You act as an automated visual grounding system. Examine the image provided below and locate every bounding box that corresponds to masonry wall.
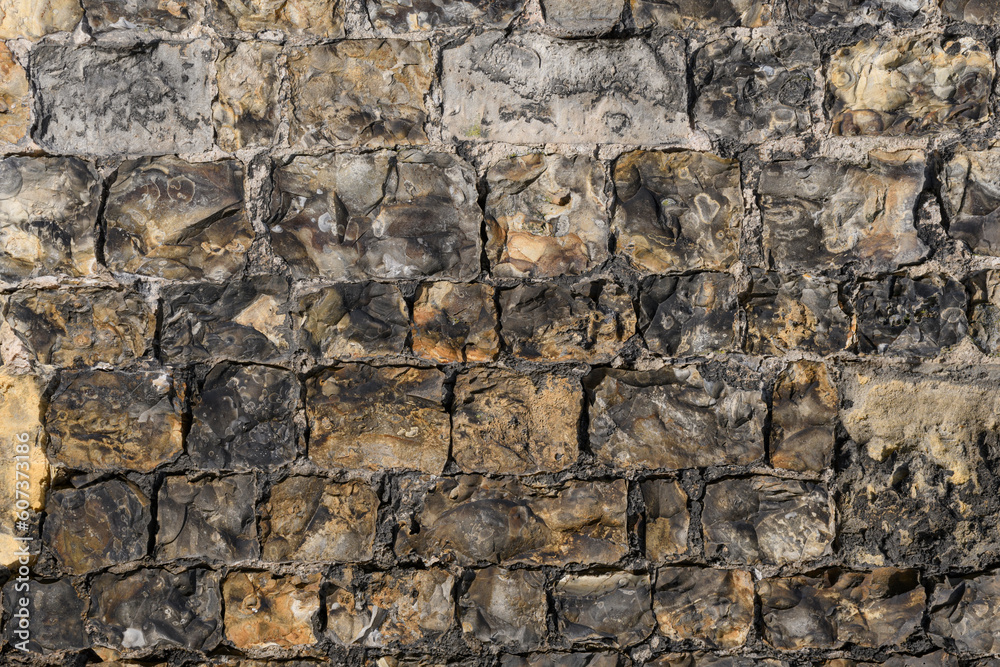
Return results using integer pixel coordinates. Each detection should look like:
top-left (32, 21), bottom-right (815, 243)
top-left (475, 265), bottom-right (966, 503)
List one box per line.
top-left (1, 0), bottom-right (1000, 666)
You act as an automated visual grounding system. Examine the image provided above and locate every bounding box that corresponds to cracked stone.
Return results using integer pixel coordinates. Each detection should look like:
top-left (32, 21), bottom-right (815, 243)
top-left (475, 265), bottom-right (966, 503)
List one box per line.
top-left (0, 44), bottom-right (29, 146)
top-left (2, 579), bottom-right (87, 653)
top-left (223, 571), bottom-right (321, 649)
top-left (215, 41), bottom-right (281, 151)
top-left (542, 0), bottom-right (622, 35)
top-left (368, 569), bottom-right (455, 646)
top-left (654, 567), bottom-right (755, 649)
top-left (209, 0), bottom-right (344, 36)
top-left (771, 361), bottom-right (838, 474)
top-left (639, 273), bottom-right (739, 356)
top-left (412, 282), bottom-right (498, 363)
top-left (631, 0), bottom-right (770, 27)
top-left (296, 283), bottom-right (408, 361)
top-left (650, 655), bottom-right (788, 667)
top-left (968, 270), bottom-right (1000, 353)
top-left (326, 571), bottom-right (369, 647)
top-left (0, 0), bottom-right (82, 38)
top-left (156, 475), bottom-right (259, 562)
top-left (502, 655), bottom-right (625, 667)
top-left (460, 566), bottom-right (547, 649)
top-left (555, 572), bottom-right (655, 647)
top-left (941, 149), bottom-right (1000, 256)
top-left (929, 572), bottom-right (1000, 656)
top-left (642, 479), bottom-right (690, 561)
top-left (743, 271), bottom-right (851, 355)
top-left (368, 0), bottom-right (525, 30)
top-left (83, 0), bottom-right (201, 30)
top-left (941, 0), bottom-right (1000, 22)
top-left (788, 0), bottom-right (925, 24)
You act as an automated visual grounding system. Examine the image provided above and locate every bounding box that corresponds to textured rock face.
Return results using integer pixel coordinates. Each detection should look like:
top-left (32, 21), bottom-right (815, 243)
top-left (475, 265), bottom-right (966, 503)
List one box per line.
top-left (0, 371), bottom-right (47, 567)
top-left (500, 281), bottom-right (635, 363)
top-left (368, 569), bottom-right (455, 645)
top-left (929, 572), bottom-right (1000, 656)
top-left (262, 477), bottom-right (378, 562)
top-left (0, 0), bottom-right (82, 38)
top-left (542, 0), bottom-right (623, 35)
top-left (639, 273), bottom-right (739, 356)
top-left (215, 42), bottom-right (280, 151)
top-left (771, 361), bottom-right (838, 473)
top-left (941, 150), bottom-right (1000, 256)
top-left (589, 367), bottom-right (766, 471)
top-left (940, 0), bottom-right (1000, 22)
top-left (46, 369), bottom-right (184, 472)
top-left (209, 0), bottom-right (344, 36)
top-left (654, 567), bottom-right (755, 648)
top-left (83, 0), bottom-right (200, 30)
top-left (503, 654), bottom-right (625, 667)
top-left (0, 45), bottom-right (29, 147)
top-left (223, 571), bottom-right (321, 649)
top-left (759, 152), bottom-right (927, 274)
top-left (442, 33), bottom-right (687, 143)
top-left (156, 475), bottom-right (259, 562)
top-left (369, 0), bottom-right (525, 30)
top-left (702, 477), bottom-right (834, 565)
top-left (89, 568), bottom-right (222, 651)
top-left (296, 283), bottom-right (408, 360)
top-left (271, 151), bottom-right (481, 281)
top-left (461, 567), bottom-right (547, 648)
top-left (613, 151), bottom-right (743, 274)
top-left (396, 475), bottom-right (628, 566)
top-left (0, 157), bottom-right (100, 282)
top-left (2, 579), bottom-right (87, 652)
top-left (486, 153), bottom-right (609, 278)
top-left (969, 270), bottom-right (1000, 353)
top-left (43, 480), bottom-right (149, 574)
top-left (555, 572), bottom-right (655, 647)
top-left (788, 0), bottom-right (923, 24)
top-left (452, 368), bottom-right (581, 474)
top-left (631, 0), bottom-right (770, 27)
top-left (33, 42), bottom-right (213, 155)
top-left (307, 364), bottom-right (449, 473)
top-left (760, 569), bottom-right (925, 649)
top-left (288, 41), bottom-right (431, 148)
top-left (744, 272), bottom-right (851, 355)
top-left (828, 36), bottom-right (994, 135)
top-left (412, 281), bottom-right (498, 363)
top-left (642, 479), bottom-right (690, 561)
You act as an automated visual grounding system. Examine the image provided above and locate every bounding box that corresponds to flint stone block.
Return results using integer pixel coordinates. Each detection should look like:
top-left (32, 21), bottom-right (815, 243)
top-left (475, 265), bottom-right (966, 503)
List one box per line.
top-left (452, 368), bottom-right (581, 475)
top-left (703, 477), bottom-right (834, 565)
top-left (83, 0), bottom-right (201, 30)
top-left (188, 364), bottom-right (298, 470)
top-left (941, 0), bottom-right (1000, 22)
top-left (209, 0), bottom-right (344, 36)
top-left (942, 150), bottom-right (1000, 256)
top-left (829, 36), bottom-right (994, 135)
top-left (589, 366), bottom-right (766, 471)
top-left (929, 572), bottom-right (1000, 656)
top-left (2, 579), bottom-right (87, 653)
top-left (771, 361), bottom-right (837, 473)
top-left (33, 41), bottom-right (213, 156)
top-left (555, 572), bottom-right (655, 647)
top-left (156, 475), bottom-right (259, 562)
top-left (642, 479), bottom-right (690, 561)
top-left (542, 0), bottom-right (622, 35)
top-left (0, 0), bottom-right (82, 38)
top-left (368, 0), bottom-right (525, 30)
top-left (639, 273), bottom-right (739, 356)
top-left (650, 654), bottom-right (785, 667)
top-left (789, 0), bottom-right (924, 24)
top-left (442, 32), bottom-right (687, 144)
top-left (461, 566), bottom-right (547, 648)
top-left (760, 568), bottom-right (925, 650)
top-left (215, 41), bottom-right (281, 151)
top-left (396, 475), bottom-right (628, 566)
top-left (89, 568), bottom-right (222, 651)
top-left (0, 44), bottom-right (30, 146)
top-left (368, 569), bottom-right (455, 645)
top-left (968, 270), bottom-right (1000, 353)
top-left (0, 157), bottom-right (100, 282)
top-left (412, 282), bottom-right (499, 363)
top-left (307, 364), bottom-right (449, 474)
top-left (631, 0), bottom-right (770, 28)
top-left (105, 157), bottom-right (250, 280)
top-left (271, 151), bottom-right (481, 281)
top-left (499, 281), bottom-right (635, 364)
top-left (654, 567), bottom-right (755, 648)
top-left (502, 655), bottom-right (625, 667)
top-left (760, 152), bottom-right (927, 273)
top-left (613, 151), bottom-right (743, 273)
top-left (223, 571), bottom-right (321, 649)
top-left (4, 288), bottom-right (154, 366)
top-left (743, 271), bottom-right (851, 355)
top-left (46, 369), bottom-right (184, 473)
top-left (296, 283), bottom-right (408, 360)
top-left (326, 572), bottom-right (369, 647)
top-left (43, 479), bottom-right (149, 574)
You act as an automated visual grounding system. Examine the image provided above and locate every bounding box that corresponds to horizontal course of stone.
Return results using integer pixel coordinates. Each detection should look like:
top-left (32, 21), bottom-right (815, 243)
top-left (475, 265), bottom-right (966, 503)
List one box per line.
top-left (2, 0), bottom-right (1000, 666)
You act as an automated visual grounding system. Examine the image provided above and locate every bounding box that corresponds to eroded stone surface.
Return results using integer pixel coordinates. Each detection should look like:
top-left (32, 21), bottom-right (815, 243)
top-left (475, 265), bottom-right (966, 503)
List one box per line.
top-left (759, 152), bottom-right (927, 273)
top-left (368, 569), bottom-right (455, 646)
top-left (760, 568), bottom-right (925, 650)
top-left (642, 479), bottom-right (689, 561)
top-left (83, 0), bottom-right (200, 30)
top-left (828, 36), bottom-right (994, 135)
top-left (0, 0), bottom-right (82, 38)
top-left (262, 477), bottom-right (378, 563)
top-left (461, 566), bottom-right (547, 649)
top-left (443, 32), bottom-right (687, 143)
top-left (500, 281), bottom-right (635, 363)
top-left (369, 0), bottom-right (525, 30)
top-left (788, 0), bottom-right (924, 24)
top-left (631, 0), bottom-right (770, 27)
top-left (640, 273), bottom-right (739, 356)
top-left (929, 572), bottom-right (1000, 656)
top-left (555, 572), bottom-right (654, 647)
top-left (503, 655), bottom-right (625, 667)
top-left (649, 655), bottom-right (786, 667)
top-left (589, 366), bottom-right (766, 471)
top-left (654, 567), bottom-right (755, 648)
top-left (210, 0), bottom-right (344, 36)
top-left (215, 41), bottom-right (280, 151)
top-left (941, 0), bottom-right (1000, 22)
top-left (46, 369), bottom-right (183, 473)
top-left (614, 151), bottom-right (743, 273)
top-left (156, 475), bottom-right (259, 562)
top-left (486, 153), bottom-right (608, 278)
top-left (941, 150), bottom-right (1000, 256)
top-left (296, 283), bottom-right (408, 360)
top-left (396, 475), bottom-right (628, 566)
top-left (412, 282), bottom-right (498, 363)
top-left (43, 479), bottom-right (149, 574)
top-left (0, 44), bottom-right (29, 146)
top-left (452, 368), bottom-right (581, 475)
top-left (271, 151), bottom-right (481, 281)
top-left (542, 0), bottom-right (622, 35)
top-left (771, 361), bottom-right (837, 473)
top-left (2, 579), bottom-right (87, 653)
top-left (4, 288), bottom-right (154, 366)
top-left (89, 568), bottom-right (222, 651)
top-left (968, 270), bottom-right (1000, 353)
top-left (34, 41), bottom-right (213, 155)
top-left (224, 571), bottom-right (321, 649)
top-left (0, 371), bottom-right (47, 567)
top-left (307, 364), bottom-right (449, 473)
top-left (703, 477), bottom-right (834, 565)
top-left (744, 271), bottom-right (851, 355)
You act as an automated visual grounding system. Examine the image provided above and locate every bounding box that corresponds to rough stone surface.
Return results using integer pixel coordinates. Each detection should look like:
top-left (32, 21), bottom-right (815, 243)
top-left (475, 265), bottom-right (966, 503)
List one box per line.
top-left (631, 0), bottom-right (770, 28)
top-left (554, 572), bottom-right (655, 647)
top-left (788, 0), bottom-right (923, 24)
top-left (296, 283), bottom-right (408, 360)
top-left (223, 571), bottom-right (322, 649)
top-left (460, 566), bottom-right (547, 649)
top-left (940, 0), bottom-right (1000, 22)
top-left (2, 579), bottom-right (87, 653)
top-left (156, 475), bottom-right (259, 562)
top-left (770, 361), bottom-right (838, 473)
top-left (209, 0), bottom-right (344, 36)
top-left (642, 479), bottom-right (690, 561)
top-left (369, 0), bottom-right (525, 30)
top-left (654, 567), bottom-right (755, 648)
top-left (744, 271), bottom-right (851, 355)
top-left (503, 655), bottom-right (625, 667)
top-left (412, 281), bottom-right (498, 363)
top-left (368, 569), bottom-right (455, 646)
top-left (941, 150), bottom-right (1000, 257)
top-left (968, 270), bottom-right (1000, 353)
top-left (542, 0), bottom-right (622, 35)
top-left (639, 273), bottom-right (739, 356)
top-left (929, 572), bottom-right (1000, 656)
top-left (215, 41), bottom-right (280, 151)
top-left (0, 44), bottom-right (30, 147)
top-left (0, 0), bottom-right (82, 38)
top-left (83, 0), bottom-right (200, 30)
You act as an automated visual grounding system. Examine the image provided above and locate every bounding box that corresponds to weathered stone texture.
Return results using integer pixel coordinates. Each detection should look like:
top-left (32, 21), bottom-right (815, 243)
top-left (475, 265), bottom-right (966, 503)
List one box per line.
top-left (760, 152), bottom-right (927, 273)
top-left (271, 151), bottom-right (481, 281)
top-left (396, 475), bottom-right (628, 566)
top-left (941, 0), bottom-right (1000, 22)
top-left (771, 361), bottom-right (837, 473)
top-left (654, 567), bottom-right (755, 648)
top-left (0, 44), bottom-right (29, 146)
top-left (215, 41), bottom-right (280, 151)
top-left (296, 283), bottom-right (408, 360)
top-left (223, 571), bottom-right (321, 649)
top-left (156, 475), bottom-right (259, 562)
top-left (368, 569), bottom-right (456, 645)
top-left (589, 367), bottom-right (766, 471)
top-left (614, 151), bottom-right (743, 274)
top-left (639, 273), bottom-right (739, 356)
top-left (642, 479), bottom-right (690, 561)
top-left (307, 364), bottom-right (449, 473)
top-left (929, 572), bottom-right (1000, 656)
top-left (788, 0), bottom-right (924, 24)
top-left (631, 0), bottom-right (770, 28)
top-left (555, 572), bottom-right (655, 647)
top-left (369, 0), bottom-right (525, 30)
top-left (542, 0), bottom-right (622, 35)
top-left (452, 368), bottom-right (581, 474)
top-left (412, 282), bottom-right (498, 363)
top-left (744, 272), bottom-right (851, 355)
top-left (0, 0), bottom-right (82, 38)
top-left (941, 150), bottom-right (1000, 257)
top-left (2, 579), bottom-right (88, 653)
top-left (461, 566), bottom-right (547, 648)
top-left (34, 41), bottom-right (213, 155)
top-left (442, 32), bottom-right (687, 143)
top-left (968, 270), bottom-right (1000, 353)
top-left (83, 0), bottom-right (200, 30)
top-left (503, 654), bottom-right (625, 667)
top-left (828, 36), bottom-right (994, 135)
top-left (210, 0), bottom-right (344, 36)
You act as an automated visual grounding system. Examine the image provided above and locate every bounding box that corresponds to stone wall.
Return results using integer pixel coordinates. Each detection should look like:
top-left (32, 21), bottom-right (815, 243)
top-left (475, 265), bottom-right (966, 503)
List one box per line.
top-left (1, 0), bottom-right (1000, 666)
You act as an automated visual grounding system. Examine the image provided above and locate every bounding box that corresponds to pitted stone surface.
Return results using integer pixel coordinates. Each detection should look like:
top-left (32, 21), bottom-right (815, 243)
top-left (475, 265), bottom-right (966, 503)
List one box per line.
top-left (771, 361), bottom-right (838, 473)
top-left (215, 41), bottom-right (281, 151)
top-left (0, 0), bottom-right (82, 38)
top-left (209, 0), bottom-right (345, 36)
top-left (744, 271), bottom-right (851, 355)
top-left (0, 45), bottom-right (29, 147)
top-left (788, 0), bottom-right (925, 24)
top-left (368, 0), bottom-right (525, 30)
top-left (223, 571), bottom-right (322, 649)
top-left (83, 0), bottom-right (201, 30)
top-left (631, 0), bottom-right (770, 27)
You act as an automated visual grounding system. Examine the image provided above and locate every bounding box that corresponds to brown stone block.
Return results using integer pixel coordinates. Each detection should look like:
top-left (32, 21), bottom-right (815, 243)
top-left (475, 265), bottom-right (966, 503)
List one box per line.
top-left (639, 273), bottom-right (739, 356)
top-left (654, 567), bottom-right (755, 649)
top-left (555, 572), bottom-right (654, 647)
top-left (0, 0), bottom-right (82, 38)
top-left (396, 475), bottom-right (628, 566)
top-left (589, 366), bottom-right (765, 471)
top-left (156, 475), bottom-right (259, 562)
top-left (499, 281), bottom-right (635, 364)
top-left (326, 572), bottom-right (369, 647)
top-left (0, 44), bottom-right (29, 146)
top-left (412, 282), bottom-right (498, 363)
top-left (215, 41), bottom-right (281, 151)
top-left (296, 283), bottom-right (408, 360)
top-left (47, 369), bottom-right (184, 473)
top-left (649, 654), bottom-right (787, 667)
top-left (771, 361), bottom-right (837, 473)
top-left (369, 569), bottom-right (455, 645)
top-left (941, 149), bottom-right (1000, 256)
top-left (613, 151), bottom-right (742, 273)
top-left (83, 0), bottom-right (201, 30)
top-left (930, 572), bottom-right (1000, 656)
top-left (743, 271), bottom-right (851, 355)
top-left (453, 368), bottom-right (581, 475)
top-left (631, 0), bottom-right (770, 27)
top-left (369, 0), bottom-right (525, 30)
top-left (502, 654), bottom-right (626, 667)
top-left (2, 579), bottom-right (87, 652)
top-left (307, 364), bottom-right (449, 474)
top-left (461, 566), bottom-right (547, 649)
top-left (641, 479), bottom-right (689, 561)
top-left (485, 153), bottom-right (609, 278)
top-left (209, 0), bottom-right (344, 36)
top-left (224, 571), bottom-right (321, 649)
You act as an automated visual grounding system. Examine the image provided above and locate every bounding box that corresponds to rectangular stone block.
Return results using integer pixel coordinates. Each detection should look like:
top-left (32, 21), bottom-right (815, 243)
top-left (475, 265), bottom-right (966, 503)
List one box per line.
top-left (214, 41), bottom-right (280, 151)
top-left (442, 32), bottom-right (687, 144)
top-left (555, 572), bottom-right (654, 647)
top-left (209, 0), bottom-right (344, 36)
top-left (369, 0), bottom-right (524, 30)
top-left (461, 567), bottom-right (547, 649)
top-left (631, 0), bottom-right (770, 28)
top-left (296, 283), bottom-right (408, 361)
top-left (941, 0), bottom-right (1000, 22)
top-left (396, 475), bottom-right (628, 566)
top-left (642, 479), bottom-right (690, 561)
top-left (368, 569), bottom-right (455, 646)
top-left (759, 151), bottom-right (927, 274)
top-left (412, 282), bottom-right (498, 363)
top-left (0, 45), bottom-right (30, 147)
top-left (542, 0), bottom-right (622, 35)
top-left (788, 0), bottom-right (925, 24)
top-left (968, 269), bottom-right (1000, 353)
top-left (270, 151), bottom-right (481, 281)
top-left (743, 271), bottom-right (851, 355)
top-left (503, 654), bottom-right (625, 667)
top-left (223, 571), bottom-right (321, 650)
top-left (654, 567), bottom-right (755, 649)
top-left (941, 150), bottom-right (1000, 257)
top-left (307, 364), bottom-right (449, 474)
top-left (929, 572), bottom-right (1000, 656)
top-left (0, 0), bottom-right (82, 38)
top-left (639, 273), bottom-right (739, 356)
top-left (588, 366), bottom-right (766, 471)
top-left (2, 579), bottom-right (87, 653)
top-left (771, 361), bottom-right (837, 473)
top-left (83, 0), bottom-right (202, 31)
top-left (156, 475), bottom-right (259, 562)
top-left (33, 41), bottom-right (213, 156)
